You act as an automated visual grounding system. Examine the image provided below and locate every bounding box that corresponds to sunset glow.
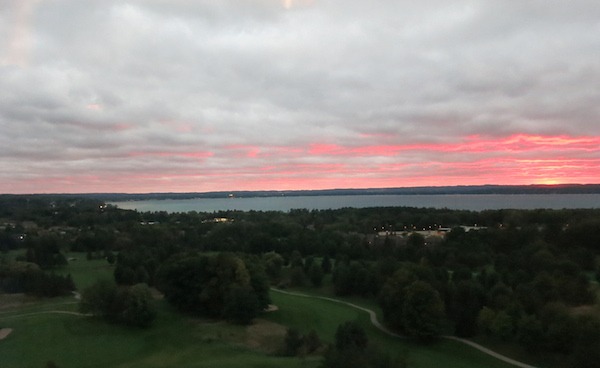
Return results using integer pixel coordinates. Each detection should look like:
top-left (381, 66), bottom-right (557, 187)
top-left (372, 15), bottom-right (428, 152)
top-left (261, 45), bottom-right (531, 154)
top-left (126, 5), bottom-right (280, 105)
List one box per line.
top-left (1, 132), bottom-right (598, 194)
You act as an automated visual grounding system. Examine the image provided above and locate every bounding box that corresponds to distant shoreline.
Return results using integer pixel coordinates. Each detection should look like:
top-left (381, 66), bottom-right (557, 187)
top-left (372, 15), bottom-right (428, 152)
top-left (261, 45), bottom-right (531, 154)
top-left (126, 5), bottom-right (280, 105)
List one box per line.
top-left (109, 193), bottom-right (600, 212)
top-left (2, 184), bottom-right (600, 202)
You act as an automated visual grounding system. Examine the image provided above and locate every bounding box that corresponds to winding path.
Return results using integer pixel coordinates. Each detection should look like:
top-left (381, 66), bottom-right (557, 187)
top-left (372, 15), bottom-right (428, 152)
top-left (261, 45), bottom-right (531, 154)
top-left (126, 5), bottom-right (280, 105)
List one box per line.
top-left (271, 288), bottom-right (537, 368)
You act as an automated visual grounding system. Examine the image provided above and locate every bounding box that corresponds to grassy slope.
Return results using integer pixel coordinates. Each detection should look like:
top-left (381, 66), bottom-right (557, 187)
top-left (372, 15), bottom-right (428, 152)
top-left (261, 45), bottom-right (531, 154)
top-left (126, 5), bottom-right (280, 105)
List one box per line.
top-left (266, 291), bottom-right (519, 368)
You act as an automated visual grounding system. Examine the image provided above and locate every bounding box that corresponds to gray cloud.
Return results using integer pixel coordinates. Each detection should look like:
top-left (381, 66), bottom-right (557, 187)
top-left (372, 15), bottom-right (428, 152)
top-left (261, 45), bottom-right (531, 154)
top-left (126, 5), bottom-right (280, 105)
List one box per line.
top-left (1, 0), bottom-right (599, 192)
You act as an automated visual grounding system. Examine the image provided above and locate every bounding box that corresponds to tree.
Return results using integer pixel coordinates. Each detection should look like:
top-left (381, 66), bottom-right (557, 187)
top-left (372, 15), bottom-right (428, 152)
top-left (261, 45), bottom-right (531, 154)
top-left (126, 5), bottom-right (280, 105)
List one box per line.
top-left (118, 283), bottom-right (156, 327)
top-left (321, 348), bottom-right (369, 368)
top-left (402, 281), bottom-right (445, 341)
top-left (223, 286), bottom-right (259, 325)
top-left (516, 314), bottom-right (544, 352)
top-left (290, 250), bottom-right (304, 268)
top-left (379, 269), bottom-right (416, 331)
top-left (477, 306), bottom-right (496, 335)
top-left (541, 303), bottom-right (577, 353)
top-left (451, 280), bottom-right (484, 337)
top-left (304, 329), bottom-right (322, 353)
top-left (308, 263), bottom-right (324, 287)
top-left (572, 315), bottom-right (600, 368)
top-left (332, 262), bottom-right (353, 295)
top-left (80, 280), bottom-right (156, 327)
top-left (80, 279), bottom-right (118, 318)
top-left (157, 253), bottom-right (265, 322)
top-left (283, 328), bottom-right (304, 356)
top-left (321, 255), bottom-right (332, 274)
top-left (322, 321), bottom-right (406, 368)
top-left (334, 321), bottom-right (368, 351)
top-left (23, 235), bottom-right (67, 269)
top-left (289, 266), bottom-right (307, 287)
top-left (490, 310), bottom-right (514, 341)
top-left (243, 255), bottom-right (271, 310)
top-left (263, 251), bottom-right (284, 282)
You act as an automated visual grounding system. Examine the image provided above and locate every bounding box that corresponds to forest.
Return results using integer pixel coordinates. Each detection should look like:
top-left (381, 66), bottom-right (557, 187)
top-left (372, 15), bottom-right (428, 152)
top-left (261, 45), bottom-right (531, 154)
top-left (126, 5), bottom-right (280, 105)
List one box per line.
top-left (1, 194), bottom-right (600, 368)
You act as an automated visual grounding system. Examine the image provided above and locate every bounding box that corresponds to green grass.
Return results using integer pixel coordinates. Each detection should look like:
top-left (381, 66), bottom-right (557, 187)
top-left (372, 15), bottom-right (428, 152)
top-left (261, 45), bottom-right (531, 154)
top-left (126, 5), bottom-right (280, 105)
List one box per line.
top-left (0, 301), bottom-right (319, 368)
top-left (0, 254), bottom-right (539, 368)
top-left (267, 290), bottom-right (520, 368)
top-left (0, 253), bottom-right (319, 368)
top-left (61, 254), bottom-right (115, 290)
top-left (267, 291), bottom-right (364, 342)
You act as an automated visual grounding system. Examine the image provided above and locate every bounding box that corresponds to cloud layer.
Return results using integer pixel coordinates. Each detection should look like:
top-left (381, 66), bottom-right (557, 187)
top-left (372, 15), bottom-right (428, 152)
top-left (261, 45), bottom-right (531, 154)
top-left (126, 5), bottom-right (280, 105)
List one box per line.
top-left (1, 0), bottom-right (599, 193)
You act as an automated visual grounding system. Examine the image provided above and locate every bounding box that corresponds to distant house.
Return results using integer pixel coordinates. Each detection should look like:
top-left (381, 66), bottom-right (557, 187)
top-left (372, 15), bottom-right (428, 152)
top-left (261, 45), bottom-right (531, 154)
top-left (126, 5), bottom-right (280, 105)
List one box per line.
top-left (201, 217), bottom-right (233, 224)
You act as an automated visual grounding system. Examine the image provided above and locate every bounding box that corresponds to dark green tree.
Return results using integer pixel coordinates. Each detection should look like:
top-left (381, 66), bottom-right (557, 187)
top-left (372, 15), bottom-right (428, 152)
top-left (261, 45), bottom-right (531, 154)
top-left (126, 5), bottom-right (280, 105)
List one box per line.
top-left (402, 281), bottom-right (445, 341)
top-left (379, 269), bottom-right (416, 331)
top-left (80, 280), bottom-right (156, 327)
top-left (321, 255), bottom-right (332, 274)
top-left (451, 280), bottom-right (485, 337)
top-left (157, 253), bottom-right (265, 321)
top-left (263, 251), bottom-right (284, 282)
top-left (79, 279), bottom-right (118, 318)
top-left (334, 321), bottom-right (368, 351)
top-left (283, 328), bottom-right (304, 356)
top-left (516, 314), bottom-right (544, 352)
top-left (308, 262), bottom-right (324, 287)
top-left (289, 266), bottom-right (307, 287)
top-left (118, 283), bottom-right (156, 327)
top-left (223, 286), bottom-right (259, 325)
top-left (304, 329), bottom-right (322, 353)
top-left (322, 321), bottom-right (406, 368)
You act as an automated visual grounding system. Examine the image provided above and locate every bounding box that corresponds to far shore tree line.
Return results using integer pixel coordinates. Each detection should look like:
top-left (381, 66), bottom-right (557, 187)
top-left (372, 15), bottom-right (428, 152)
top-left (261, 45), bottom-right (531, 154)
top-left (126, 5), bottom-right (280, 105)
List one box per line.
top-left (2, 195), bottom-right (600, 367)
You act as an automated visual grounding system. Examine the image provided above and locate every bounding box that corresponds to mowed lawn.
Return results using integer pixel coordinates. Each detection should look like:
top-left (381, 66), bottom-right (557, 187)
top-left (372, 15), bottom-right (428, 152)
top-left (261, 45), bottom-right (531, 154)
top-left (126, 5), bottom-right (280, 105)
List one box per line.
top-left (2, 254), bottom-right (521, 368)
top-left (0, 254), bottom-right (319, 368)
top-left (267, 291), bottom-right (520, 368)
top-left (0, 301), bottom-right (319, 368)
top-left (61, 254), bottom-right (115, 290)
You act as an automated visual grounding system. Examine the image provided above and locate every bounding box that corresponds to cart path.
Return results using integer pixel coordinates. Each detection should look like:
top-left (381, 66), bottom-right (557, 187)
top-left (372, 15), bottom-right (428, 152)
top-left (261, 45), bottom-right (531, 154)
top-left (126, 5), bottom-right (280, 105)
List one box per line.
top-left (271, 288), bottom-right (537, 368)
top-left (0, 310), bottom-right (91, 322)
top-left (0, 301), bottom-right (79, 315)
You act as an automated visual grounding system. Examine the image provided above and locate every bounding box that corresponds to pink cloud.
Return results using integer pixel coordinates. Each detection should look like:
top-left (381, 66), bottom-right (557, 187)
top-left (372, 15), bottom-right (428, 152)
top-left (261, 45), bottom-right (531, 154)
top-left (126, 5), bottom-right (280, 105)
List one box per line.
top-left (3, 133), bottom-right (599, 193)
top-left (307, 134), bottom-right (600, 158)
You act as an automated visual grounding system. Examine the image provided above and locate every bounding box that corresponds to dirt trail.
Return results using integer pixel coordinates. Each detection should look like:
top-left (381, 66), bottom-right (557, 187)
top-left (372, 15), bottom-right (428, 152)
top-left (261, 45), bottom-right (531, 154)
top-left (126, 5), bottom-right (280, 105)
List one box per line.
top-left (271, 288), bottom-right (537, 368)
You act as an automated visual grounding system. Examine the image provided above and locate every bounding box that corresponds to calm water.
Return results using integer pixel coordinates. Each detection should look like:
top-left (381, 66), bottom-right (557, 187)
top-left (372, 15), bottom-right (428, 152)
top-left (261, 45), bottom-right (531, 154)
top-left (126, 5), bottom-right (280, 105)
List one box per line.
top-left (110, 194), bottom-right (600, 213)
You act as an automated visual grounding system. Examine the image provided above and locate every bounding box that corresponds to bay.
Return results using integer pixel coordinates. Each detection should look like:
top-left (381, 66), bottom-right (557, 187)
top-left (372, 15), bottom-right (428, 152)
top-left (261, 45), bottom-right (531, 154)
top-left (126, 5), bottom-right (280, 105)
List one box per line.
top-left (110, 194), bottom-right (600, 213)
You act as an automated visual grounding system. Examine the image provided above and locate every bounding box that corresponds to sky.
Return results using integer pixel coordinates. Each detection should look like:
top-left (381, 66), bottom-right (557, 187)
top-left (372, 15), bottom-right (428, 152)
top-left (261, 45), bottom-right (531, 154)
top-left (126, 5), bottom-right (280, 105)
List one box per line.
top-left (1, 0), bottom-right (599, 194)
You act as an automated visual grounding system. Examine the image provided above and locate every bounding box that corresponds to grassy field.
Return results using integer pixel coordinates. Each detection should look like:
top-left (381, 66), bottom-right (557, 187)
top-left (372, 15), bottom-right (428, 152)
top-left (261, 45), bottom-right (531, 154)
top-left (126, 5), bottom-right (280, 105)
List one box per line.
top-left (0, 301), bottom-right (319, 368)
top-left (1, 253), bottom-right (318, 368)
top-left (266, 291), bottom-right (520, 368)
top-left (61, 254), bottom-right (115, 290)
top-left (0, 253), bottom-right (537, 368)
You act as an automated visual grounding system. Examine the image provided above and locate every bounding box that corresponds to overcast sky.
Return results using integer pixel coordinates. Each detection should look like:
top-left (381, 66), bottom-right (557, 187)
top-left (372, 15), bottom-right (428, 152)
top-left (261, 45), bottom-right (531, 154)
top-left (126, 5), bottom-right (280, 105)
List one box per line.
top-left (1, 0), bottom-right (599, 193)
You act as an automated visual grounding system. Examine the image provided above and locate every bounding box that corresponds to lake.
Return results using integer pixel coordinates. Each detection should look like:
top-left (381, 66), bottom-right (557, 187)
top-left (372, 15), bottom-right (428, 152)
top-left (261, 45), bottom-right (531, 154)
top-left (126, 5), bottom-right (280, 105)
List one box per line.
top-left (110, 194), bottom-right (600, 213)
